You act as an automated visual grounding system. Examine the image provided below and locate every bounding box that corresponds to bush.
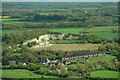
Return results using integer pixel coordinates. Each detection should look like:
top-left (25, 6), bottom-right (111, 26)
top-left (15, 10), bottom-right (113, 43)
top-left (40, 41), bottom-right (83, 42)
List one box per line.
top-left (36, 67), bottom-right (46, 75)
top-left (10, 64), bottom-right (18, 69)
top-left (17, 62), bottom-right (27, 69)
top-left (27, 63), bottom-right (41, 71)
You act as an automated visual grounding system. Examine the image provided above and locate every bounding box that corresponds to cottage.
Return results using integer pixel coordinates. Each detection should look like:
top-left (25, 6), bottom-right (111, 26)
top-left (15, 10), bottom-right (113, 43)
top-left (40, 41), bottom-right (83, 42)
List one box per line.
top-left (23, 62), bottom-right (27, 66)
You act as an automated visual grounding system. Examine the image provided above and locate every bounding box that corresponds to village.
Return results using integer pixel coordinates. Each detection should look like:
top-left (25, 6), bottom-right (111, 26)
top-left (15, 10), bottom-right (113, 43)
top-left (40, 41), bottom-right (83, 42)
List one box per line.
top-left (42, 52), bottom-right (106, 66)
top-left (8, 52), bottom-right (106, 67)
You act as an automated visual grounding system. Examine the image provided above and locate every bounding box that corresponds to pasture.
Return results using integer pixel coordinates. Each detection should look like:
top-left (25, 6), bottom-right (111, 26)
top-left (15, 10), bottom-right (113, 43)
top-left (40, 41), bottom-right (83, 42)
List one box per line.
top-left (50, 26), bottom-right (118, 39)
top-left (32, 44), bottom-right (101, 51)
top-left (2, 28), bottom-right (35, 34)
top-left (90, 32), bottom-right (118, 39)
top-left (2, 26), bottom-right (118, 39)
top-left (50, 26), bottom-right (118, 34)
top-left (70, 55), bottom-right (116, 63)
top-left (90, 70), bottom-right (119, 78)
top-left (0, 69), bottom-right (57, 78)
top-left (87, 55), bottom-right (116, 61)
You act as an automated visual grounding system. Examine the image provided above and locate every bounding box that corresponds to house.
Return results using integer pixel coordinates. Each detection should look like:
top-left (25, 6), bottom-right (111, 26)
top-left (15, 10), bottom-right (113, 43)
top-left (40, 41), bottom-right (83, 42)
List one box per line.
top-left (23, 62), bottom-right (27, 66)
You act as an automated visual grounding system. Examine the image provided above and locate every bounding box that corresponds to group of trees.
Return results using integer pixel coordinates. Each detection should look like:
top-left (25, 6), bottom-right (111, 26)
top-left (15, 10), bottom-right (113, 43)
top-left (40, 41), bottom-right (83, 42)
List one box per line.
top-left (67, 60), bottom-right (119, 77)
top-left (98, 42), bottom-right (120, 57)
top-left (2, 29), bottom-right (49, 45)
top-left (33, 14), bottom-right (67, 21)
top-left (2, 21), bottom-right (85, 29)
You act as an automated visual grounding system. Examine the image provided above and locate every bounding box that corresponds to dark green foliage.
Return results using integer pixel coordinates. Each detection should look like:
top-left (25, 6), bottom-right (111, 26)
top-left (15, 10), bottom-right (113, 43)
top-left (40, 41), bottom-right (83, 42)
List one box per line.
top-left (27, 63), bottom-right (41, 71)
top-left (33, 14), bottom-right (67, 21)
top-left (2, 29), bottom-right (49, 44)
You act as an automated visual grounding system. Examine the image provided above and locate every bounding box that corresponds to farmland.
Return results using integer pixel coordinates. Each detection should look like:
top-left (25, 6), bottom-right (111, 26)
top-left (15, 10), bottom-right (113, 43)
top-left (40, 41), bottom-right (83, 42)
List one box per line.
top-left (70, 55), bottom-right (116, 63)
top-left (2, 28), bottom-right (33, 34)
top-left (50, 26), bottom-right (118, 34)
top-left (31, 44), bottom-right (101, 51)
top-left (87, 55), bottom-right (116, 61)
top-left (90, 70), bottom-right (119, 78)
top-left (2, 26), bottom-right (118, 40)
top-left (50, 26), bottom-right (118, 39)
top-left (0, 69), bottom-right (57, 78)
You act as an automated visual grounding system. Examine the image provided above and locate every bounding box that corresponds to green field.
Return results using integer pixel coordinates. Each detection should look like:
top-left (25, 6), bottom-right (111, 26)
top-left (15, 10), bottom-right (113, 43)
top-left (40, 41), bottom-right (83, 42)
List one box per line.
top-left (2, 28), bottom-right (35, 34)
top-left (0, 69), bottom-right (57, 78)
top-left (90, 70), bottom-right (119, 78)
top-left (50, 26), bottom-right (118, 39)
top-left (32, 44), bottom-right (101, 51)
top-left (2, 26), bottom-right (118, 39)
top-left (90, 32), bottom-right (118, 39)
top-left (87, 55), bottom-right (116, 61)
top-left (70, 55), bottom-right (116, 63)
top-left (50, 28), bottom-right (83, 34)
top-left (50, 26), bottom-right (118, 34)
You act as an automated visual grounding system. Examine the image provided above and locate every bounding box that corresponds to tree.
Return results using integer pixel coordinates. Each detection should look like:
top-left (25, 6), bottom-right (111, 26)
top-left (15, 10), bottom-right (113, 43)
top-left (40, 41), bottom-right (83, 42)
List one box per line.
top-left (27, 63), bottom-right (41, 71)
top-left (22, 52), bottom-right (37, 63)
top-left (37, 66), bottom-right (46, 75)
top-left (77, 63), bottom-right (87, 72)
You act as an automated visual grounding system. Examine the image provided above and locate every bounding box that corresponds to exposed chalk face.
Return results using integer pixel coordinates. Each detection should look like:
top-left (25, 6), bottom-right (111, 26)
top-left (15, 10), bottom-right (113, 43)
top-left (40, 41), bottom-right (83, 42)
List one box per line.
top-left (22, 34), bottom-right (66, 47)
top-left (23, 34), bottom-right (50, 47)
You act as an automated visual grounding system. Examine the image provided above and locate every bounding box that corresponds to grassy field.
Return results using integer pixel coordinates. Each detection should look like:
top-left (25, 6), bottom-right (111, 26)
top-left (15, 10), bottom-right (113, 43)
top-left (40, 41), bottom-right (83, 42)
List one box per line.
top-left (2, 26), bottom-right (118, 39)
top-left (2, 28), bottom-right (35, 34)
top-left (50, 28), bottom-right (83, 34)
top-left (50, 26), bottom-right (118, 39)
top-left (0, 69), bottom-right (57, 78)
top-left (50, 26), bottom-right (118, 34)
top-left (87, 55), bottom-right (116, 61)
top-left (32, 44), bottom-right (101, 51)
top-left (70, 55), bottom-right (116, 63)
top-left (90, 32), bottom-right (118, 39)
top-left (90, 70), bottom-right (119, 78)
top-left (49, 40), bottom-right (86, 44)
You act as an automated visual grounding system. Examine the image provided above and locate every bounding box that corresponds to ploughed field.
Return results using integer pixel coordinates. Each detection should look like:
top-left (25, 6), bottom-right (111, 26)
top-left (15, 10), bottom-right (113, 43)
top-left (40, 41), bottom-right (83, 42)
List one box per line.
top-left (31, 44), bottom-right (101, 51)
